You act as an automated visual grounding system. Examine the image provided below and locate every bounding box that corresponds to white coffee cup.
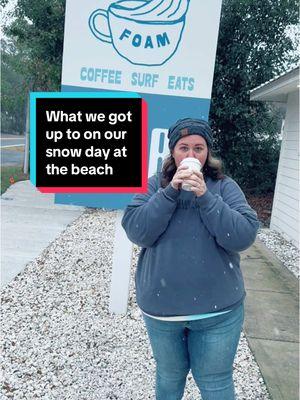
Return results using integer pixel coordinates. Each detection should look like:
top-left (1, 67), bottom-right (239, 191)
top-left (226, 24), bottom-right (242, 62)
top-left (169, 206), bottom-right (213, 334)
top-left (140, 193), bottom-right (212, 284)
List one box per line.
top-left (180, 157), bottom-right (202, 191)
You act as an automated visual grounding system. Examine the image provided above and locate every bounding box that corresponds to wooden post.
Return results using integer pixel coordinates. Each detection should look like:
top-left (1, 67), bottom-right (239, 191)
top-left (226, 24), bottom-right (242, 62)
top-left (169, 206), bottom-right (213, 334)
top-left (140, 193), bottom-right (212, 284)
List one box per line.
top-left (109, 210), bottom-right (133, 314)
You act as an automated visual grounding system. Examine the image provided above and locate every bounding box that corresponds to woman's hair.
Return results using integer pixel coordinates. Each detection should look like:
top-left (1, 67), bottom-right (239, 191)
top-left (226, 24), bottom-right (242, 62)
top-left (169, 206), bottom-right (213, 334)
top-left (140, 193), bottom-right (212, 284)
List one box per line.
top-left (160, 149), bottom-right (224, 188)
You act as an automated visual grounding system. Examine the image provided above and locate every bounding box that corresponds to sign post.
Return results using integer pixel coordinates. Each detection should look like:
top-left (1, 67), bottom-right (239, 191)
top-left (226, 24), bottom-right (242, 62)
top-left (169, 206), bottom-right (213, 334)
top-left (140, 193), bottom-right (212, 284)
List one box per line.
top-left (109, 210), bottom-right (133, 314)
top-left (59, 0), bottom-right (223, 313)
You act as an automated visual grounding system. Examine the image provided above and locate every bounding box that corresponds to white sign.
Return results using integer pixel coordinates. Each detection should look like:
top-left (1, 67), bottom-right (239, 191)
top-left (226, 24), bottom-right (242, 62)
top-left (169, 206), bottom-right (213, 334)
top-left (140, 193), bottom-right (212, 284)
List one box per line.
top-left (62, 0), bottom-right (222, 98)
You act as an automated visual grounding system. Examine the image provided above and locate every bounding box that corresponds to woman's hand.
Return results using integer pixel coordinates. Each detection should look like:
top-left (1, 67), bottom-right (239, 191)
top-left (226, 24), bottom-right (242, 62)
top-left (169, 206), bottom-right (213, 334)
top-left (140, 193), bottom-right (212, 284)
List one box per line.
top-left (181, 170), bottom-right (207, 197)
top-left (170, 165), bottom-right (193, 190)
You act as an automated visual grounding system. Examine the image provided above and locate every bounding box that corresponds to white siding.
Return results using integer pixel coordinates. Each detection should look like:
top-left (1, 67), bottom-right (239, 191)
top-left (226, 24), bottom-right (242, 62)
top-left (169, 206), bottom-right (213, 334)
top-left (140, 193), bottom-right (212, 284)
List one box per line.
top-left (270, 90), bottom-right (300, 248)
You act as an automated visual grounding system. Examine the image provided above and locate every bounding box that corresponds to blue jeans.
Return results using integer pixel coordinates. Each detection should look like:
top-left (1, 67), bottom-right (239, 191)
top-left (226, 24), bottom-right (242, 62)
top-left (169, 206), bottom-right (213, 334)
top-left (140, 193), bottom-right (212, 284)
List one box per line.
top-left (143, 302), bottom-right (244, 400)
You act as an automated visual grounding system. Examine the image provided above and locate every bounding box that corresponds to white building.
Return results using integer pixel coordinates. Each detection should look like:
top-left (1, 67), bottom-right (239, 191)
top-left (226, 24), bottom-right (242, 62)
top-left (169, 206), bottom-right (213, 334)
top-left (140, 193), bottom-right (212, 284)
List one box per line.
top-left (250, 67), bottom-right (299, 248)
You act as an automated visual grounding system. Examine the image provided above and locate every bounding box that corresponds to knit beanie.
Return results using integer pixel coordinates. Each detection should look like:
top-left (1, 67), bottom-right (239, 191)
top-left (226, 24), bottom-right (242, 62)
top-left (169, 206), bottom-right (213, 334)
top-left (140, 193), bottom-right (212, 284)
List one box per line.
top-left (168, 118), bottom-right (213, 150)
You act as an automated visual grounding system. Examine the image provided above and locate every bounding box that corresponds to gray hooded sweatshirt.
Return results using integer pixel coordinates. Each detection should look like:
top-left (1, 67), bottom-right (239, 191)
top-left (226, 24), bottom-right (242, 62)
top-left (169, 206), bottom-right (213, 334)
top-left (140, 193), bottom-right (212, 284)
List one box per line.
top-left (122, 174), bottom-right (259, 317)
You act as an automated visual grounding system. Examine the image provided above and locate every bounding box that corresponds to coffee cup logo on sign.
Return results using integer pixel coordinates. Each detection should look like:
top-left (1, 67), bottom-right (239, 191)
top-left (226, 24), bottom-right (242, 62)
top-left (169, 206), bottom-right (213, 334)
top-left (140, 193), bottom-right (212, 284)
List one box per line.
top-left (88, 0), bottom-right (190, 66)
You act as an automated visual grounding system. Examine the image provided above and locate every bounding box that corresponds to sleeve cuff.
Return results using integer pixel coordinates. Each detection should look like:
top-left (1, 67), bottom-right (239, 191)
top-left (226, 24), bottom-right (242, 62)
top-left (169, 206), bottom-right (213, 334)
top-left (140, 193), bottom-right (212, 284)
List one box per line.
top-left (161, 183), bottom-right (181, 201)
top-left (195, 189), bottom-right (216, 208)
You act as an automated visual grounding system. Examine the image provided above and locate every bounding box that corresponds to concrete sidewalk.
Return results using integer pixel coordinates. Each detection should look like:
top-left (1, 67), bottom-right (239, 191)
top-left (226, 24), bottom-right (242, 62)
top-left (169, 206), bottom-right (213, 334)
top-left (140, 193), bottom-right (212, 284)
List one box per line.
top-left (1, 180), bottom-right (299, 399)
top-left (1, 180), bottom-right (84, 287)
top-left (241, 242), bottom-right (299, 400)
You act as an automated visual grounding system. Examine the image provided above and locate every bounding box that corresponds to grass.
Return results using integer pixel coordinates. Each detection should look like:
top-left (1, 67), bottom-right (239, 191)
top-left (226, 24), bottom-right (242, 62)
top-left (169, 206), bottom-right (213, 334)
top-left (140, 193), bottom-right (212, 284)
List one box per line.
top-left (1, 166), bottom-right (29, 195)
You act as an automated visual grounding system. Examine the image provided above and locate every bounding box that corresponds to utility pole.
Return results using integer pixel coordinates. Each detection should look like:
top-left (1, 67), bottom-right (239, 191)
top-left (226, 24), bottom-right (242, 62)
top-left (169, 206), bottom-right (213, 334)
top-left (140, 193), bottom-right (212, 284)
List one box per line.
top-left (23, 94), bottom-right (30, 174)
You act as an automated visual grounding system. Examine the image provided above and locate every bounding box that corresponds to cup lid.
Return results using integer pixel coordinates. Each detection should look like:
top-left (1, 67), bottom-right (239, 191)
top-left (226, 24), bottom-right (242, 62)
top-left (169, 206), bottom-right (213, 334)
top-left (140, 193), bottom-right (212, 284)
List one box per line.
top-left (180, 157), bottom-right (201, 165)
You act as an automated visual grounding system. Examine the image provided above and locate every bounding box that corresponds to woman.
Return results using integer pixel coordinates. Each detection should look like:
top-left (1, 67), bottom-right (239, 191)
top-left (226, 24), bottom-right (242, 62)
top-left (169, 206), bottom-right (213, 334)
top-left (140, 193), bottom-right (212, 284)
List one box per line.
top-left (121, 118), bottom-right (259, 400)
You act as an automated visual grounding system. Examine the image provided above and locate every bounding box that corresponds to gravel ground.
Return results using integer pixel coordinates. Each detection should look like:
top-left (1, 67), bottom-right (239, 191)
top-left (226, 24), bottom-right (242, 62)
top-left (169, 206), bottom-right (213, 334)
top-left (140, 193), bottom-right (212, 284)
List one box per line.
top-left (258, 228), bottom-right (299, 279)
top-left (1, 209), bottom-right (271, 399)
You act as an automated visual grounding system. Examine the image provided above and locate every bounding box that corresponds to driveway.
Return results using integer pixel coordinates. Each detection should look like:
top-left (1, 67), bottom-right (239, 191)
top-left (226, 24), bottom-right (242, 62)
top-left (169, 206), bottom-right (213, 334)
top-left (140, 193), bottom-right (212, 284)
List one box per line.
top-left (1, 134), bottom-right (25, 166)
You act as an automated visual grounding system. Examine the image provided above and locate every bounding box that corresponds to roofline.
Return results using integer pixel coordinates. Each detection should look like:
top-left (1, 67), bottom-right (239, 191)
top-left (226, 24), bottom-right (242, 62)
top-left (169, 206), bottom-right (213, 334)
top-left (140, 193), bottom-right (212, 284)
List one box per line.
top-left (250, 67), bottom-right (299, 101)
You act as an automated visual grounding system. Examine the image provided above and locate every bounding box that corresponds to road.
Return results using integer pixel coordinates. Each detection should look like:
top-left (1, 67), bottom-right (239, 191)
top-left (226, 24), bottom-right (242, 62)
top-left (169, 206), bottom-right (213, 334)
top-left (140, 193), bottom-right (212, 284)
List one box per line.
top-left (1, 134), bottom-right (25, 166)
